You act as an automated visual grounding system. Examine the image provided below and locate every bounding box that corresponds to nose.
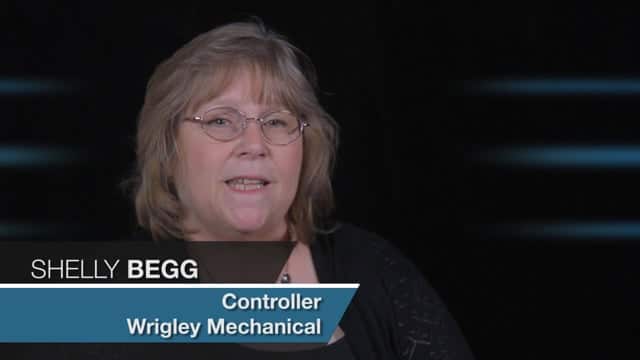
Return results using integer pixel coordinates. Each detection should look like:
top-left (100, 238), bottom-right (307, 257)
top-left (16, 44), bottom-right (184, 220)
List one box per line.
top-left (234, 118), bottom-right (268, 159)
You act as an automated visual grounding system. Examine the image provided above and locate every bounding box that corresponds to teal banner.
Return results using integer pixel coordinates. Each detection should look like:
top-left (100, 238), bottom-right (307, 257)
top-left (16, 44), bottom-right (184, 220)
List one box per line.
top-left (0, 284), bottom-right (358, 343)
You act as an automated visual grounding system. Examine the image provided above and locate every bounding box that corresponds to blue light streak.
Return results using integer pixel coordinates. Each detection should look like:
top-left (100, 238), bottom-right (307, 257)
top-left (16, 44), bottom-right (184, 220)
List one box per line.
top-left (0, 78), bottom-right (72, 95)
top-left (0, 146), bottom-right (81, 167)
top-left (485, 146), bottom-right (640, 168)
top-left (467, 78), bottom-right (640, 95)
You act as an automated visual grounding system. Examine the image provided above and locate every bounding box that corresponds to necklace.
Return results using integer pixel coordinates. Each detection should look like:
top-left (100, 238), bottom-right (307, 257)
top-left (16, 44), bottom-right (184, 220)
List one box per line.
top-left (279, 240), bottom-right (297, 283)
top-left (280, 263), bottom-right (291, 283)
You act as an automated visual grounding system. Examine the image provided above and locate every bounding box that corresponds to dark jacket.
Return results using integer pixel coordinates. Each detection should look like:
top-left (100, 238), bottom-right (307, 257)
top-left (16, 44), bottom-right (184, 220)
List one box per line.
top-left (311, 222), bottom-right (475, 360)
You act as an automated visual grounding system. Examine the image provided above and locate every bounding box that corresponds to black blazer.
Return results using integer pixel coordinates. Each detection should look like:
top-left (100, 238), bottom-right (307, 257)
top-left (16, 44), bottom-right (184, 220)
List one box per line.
top-left (310, 223), bottom-right (475, 360)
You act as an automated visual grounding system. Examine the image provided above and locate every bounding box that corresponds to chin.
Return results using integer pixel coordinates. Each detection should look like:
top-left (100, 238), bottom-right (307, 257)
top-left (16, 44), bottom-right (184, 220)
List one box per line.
top-left (227, 209), bottom-right (272, 236)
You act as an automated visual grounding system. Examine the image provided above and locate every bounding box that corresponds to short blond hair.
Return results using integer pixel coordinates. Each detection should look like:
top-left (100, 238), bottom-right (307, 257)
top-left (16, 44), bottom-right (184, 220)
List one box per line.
top-left (130, 20), bottom-right (338, 243)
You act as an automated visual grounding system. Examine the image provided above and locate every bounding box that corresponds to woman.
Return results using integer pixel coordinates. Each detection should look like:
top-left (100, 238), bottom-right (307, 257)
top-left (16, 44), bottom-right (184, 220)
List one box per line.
top-left (131, 20), bottom-right (475, 360)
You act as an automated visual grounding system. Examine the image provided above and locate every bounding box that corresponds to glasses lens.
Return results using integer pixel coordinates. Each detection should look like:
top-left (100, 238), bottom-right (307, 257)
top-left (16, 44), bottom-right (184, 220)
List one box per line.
top-left (262, 111), bottom-right (300, 145)
top-left (201, 108), bottom-right (242, 141)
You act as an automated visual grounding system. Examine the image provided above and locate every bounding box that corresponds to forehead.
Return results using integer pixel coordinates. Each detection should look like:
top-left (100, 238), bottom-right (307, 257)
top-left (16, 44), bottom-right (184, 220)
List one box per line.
top-left (188, 62), bottom-right (295, 114)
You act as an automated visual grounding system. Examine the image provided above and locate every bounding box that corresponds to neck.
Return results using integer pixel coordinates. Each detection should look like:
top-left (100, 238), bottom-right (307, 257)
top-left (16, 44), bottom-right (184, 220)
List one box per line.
top-left (184, 221), bottom-right (289, 242)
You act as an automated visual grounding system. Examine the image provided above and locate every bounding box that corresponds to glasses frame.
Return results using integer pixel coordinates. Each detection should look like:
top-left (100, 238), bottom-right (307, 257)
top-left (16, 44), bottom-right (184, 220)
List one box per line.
top-left (183, 106), bottom-right (310, 146)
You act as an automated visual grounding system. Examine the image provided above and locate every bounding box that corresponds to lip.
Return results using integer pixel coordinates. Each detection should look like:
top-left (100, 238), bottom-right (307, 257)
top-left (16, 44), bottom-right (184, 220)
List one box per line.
top-left (223, 175), bottom-right (272, 183)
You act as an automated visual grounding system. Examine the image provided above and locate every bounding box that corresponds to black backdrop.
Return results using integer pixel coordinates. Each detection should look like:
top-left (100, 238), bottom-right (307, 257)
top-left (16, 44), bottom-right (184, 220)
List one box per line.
top-left (397, 2), bottom-right (640, 359)
top-left (3, 1), bottom-right (640, 359)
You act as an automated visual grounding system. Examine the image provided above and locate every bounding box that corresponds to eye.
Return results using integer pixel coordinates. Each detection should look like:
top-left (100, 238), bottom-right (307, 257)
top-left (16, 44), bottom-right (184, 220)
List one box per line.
top-left (205, 117), bottom-right (232, 127)
top-left (264, 118), bottom-right (288, 128)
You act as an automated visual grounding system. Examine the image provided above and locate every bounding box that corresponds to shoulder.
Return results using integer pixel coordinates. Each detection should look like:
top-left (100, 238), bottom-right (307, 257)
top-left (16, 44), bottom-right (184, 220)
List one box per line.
top-left (327, 222), bottom-right (435, 299)
top-left (324, 222), bottom-right (421, 281)
top-left (327, 222), bottom-right (398, 260)
top-left (318, 222), bottom-right (437, 304)
top-left (328, 222), bottom-right (389, 251)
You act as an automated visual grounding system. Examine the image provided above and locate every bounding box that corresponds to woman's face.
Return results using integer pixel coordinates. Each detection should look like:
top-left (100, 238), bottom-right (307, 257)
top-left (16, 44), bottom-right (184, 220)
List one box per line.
top-left (175, 72), bottom-right (303, 241)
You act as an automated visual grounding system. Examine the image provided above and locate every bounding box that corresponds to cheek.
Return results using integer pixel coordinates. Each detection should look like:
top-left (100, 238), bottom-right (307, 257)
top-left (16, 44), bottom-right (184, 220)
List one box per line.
top-left (279, 143), bottom-right (304, 191)
top-left (185, 146), bottom-right (213, 174)
top-left (177, 135), bottom-right (227, 198)
top-left (188, 151), bottom-right (226, 189)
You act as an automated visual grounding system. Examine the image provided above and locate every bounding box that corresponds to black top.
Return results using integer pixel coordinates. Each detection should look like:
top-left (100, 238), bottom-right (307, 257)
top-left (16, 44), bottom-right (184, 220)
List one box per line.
top-left (309, 222), bottom-right (475, 360)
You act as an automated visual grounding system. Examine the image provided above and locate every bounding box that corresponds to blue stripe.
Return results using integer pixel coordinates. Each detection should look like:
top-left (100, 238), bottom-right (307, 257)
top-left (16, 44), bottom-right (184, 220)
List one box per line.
top-left (485, 146), bottom-right (640, 168)
top-left (0, 223), bottom-right (72, 237)
top-left (0, 78), bottom-right (72, 95)
top-left (0, 146), bottom-right (81, 167)
top-left (505, 222), bottom-right (640, 238)
top-left (467, 78), bottom-right (640, 95)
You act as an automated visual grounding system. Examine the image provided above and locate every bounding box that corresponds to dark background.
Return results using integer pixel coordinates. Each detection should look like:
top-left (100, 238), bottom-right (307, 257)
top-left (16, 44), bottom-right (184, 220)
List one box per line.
top-left (2, 1), bottom-right (640, 359)
top-left (397, 2), bottom-right (640, 359)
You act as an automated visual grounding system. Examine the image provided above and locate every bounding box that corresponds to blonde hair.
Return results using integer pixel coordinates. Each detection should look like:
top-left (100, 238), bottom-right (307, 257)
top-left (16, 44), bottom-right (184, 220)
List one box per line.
top-left (129, 20), bottom-right (338, 243)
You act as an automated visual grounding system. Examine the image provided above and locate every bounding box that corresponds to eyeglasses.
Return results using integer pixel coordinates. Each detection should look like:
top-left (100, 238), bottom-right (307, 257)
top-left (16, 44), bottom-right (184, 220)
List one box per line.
top-left (183, 106), bottom-right (309, 145)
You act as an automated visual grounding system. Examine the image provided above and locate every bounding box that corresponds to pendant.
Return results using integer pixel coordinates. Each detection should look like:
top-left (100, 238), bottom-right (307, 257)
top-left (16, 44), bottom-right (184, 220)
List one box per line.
top-left (280, 273), bottom-right (291, 283)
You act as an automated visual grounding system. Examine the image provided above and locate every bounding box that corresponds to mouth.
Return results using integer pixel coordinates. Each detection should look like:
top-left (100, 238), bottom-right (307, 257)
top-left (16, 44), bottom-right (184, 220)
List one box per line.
top-left (224, 177), bottom-right (271, 192)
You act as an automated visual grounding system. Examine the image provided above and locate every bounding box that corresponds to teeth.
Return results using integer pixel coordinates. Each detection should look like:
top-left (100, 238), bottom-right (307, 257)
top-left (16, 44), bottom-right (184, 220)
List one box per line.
top-left (226, 178), bottom-right (267, 191)
top-left (228, 178), bottom-right (266, 185)
top-left (228, 182), bottom-right (265, 191)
